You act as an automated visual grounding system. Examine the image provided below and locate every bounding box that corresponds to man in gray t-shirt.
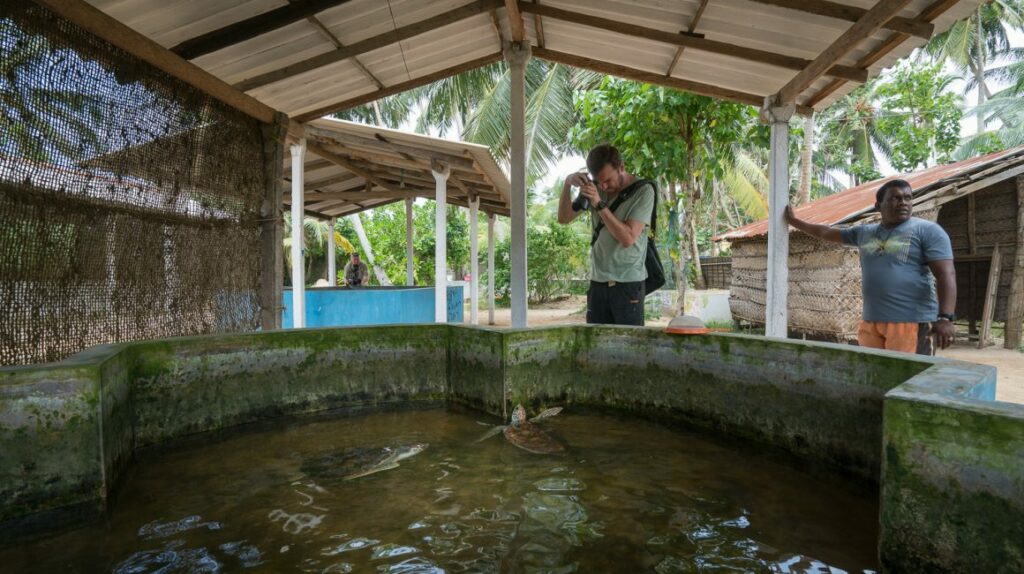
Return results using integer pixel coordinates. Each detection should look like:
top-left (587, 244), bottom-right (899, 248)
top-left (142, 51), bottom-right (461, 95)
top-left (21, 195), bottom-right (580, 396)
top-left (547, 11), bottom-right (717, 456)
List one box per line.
top-left (784, 179), bottom-right (957, 354)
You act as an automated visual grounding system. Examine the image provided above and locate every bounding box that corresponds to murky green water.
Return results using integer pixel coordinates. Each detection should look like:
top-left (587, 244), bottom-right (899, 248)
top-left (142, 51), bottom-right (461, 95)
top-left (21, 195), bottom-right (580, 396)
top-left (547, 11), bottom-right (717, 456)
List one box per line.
top-left (4, 407), bottom-right (879, 573)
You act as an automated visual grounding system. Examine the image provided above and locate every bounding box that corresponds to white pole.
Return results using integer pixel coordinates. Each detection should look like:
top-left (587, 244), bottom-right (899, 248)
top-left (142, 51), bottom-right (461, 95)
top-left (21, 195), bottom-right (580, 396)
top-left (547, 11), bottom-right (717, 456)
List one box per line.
top-left (763, 98), bottom-right (794, 338)
top-left (432, 161), bottom-right (450, 323)
top-left (327, 217), bottom-right (336, 287)
top-left (405, 198), bottom-right (415, 285)
top-left (488, 213), bottom-right (496, 325)
top-left (505, 42), bottom-right (531, 328)
top-left (290, 139), bottom-right (306, 328)
top-left (469, 198), bottom-right (480, 325)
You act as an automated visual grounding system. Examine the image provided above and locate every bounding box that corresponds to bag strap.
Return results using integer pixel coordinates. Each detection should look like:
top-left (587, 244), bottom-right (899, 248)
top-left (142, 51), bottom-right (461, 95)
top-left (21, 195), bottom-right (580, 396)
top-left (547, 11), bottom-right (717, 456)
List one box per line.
top-left (590, 179), bottom-right (658, 246)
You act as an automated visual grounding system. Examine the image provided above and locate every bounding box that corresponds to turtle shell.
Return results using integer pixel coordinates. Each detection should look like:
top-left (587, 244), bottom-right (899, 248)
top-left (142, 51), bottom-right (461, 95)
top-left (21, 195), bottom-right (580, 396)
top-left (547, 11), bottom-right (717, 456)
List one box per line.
top-left (503, 421), bottom-right (566, 455)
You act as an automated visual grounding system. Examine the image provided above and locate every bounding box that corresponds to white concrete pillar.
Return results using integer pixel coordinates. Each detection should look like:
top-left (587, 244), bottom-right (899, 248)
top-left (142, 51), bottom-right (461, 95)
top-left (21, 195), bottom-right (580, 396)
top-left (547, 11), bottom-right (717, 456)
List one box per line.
top-left (405, 198), bottom-right (415, 285)
top-left (488, 213), bottom-right (496, 325)
top-left (290, 139), bottom-right (306, 328)
top-left (763, 99), bottom-right (795, 338)
top-left (505, 42), bottom-right (531, 328)
top-left (432, 161), bottom-right (450, 323)
top-left (469, 198), bottom-right (480, 325)
top-left (327, 217), bottom-right (336, 287)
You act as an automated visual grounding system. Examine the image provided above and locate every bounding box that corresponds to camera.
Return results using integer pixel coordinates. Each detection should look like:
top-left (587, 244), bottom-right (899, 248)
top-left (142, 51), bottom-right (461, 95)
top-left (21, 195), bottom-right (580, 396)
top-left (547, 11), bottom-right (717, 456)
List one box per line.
top-left (571, 176), bottom-right (597, 212)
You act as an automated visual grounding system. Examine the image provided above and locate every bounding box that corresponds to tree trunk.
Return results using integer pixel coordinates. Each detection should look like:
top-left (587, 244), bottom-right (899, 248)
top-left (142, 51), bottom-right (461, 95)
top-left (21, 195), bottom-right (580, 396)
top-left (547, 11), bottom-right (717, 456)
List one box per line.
top-left (798, 112), bottom-right (814, 205)
top-left (685, 177), bottom-right (705, 291)
top-left (709, 183), bottom-right (721, 256)
top-left (668, 181), bottom-right (686, 315)
top-left (1006, 175), bottom-right (1024, 349)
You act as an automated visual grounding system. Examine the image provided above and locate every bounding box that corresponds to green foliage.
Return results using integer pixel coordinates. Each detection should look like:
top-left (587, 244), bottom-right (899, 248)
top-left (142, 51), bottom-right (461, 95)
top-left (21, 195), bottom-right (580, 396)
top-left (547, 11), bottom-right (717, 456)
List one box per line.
top-left (873, 63), bottom-right (962, 172)
top-left (488, 219), bottom-right (589, 305)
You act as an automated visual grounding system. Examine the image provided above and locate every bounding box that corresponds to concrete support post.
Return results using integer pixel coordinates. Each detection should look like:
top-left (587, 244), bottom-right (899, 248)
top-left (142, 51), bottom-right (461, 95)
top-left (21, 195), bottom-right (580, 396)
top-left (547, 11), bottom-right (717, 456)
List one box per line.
top-left (433, 161), bottom-right (450, 323)
top-left (290, 138), bottom-right (306, 328)
top-left (505, 42), bottom-right (531, 328)
top-left (469, 198), bottom-right (480, 325)
top-left (327, 217), bottom-right (336, 287)
top-left (763, 99), bottom-right (795, 338)
top-left (405, 198), bottom-right (415, 286)
top-left (488, 213), bottom-right (496, 325)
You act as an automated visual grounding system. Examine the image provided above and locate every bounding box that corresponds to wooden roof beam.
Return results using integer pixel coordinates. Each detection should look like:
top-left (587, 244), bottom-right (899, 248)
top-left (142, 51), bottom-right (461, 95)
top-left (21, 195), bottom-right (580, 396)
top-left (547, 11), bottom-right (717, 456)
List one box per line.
top-left (518, 2), bottom-right (866, 84)
top-left (286, 190), bottom-right (425, 201)
top-left (300, 10), bottom-right (384, 89)
top-left (803, 0), bottom-right (960, 108)
top-left (530, 0), bottom-right (545, 48)
top-left (293, 52), bottom-right (502, 122)
top-left (489, 8), bottom-right (506, 51)
top-left (775, 0), bottom-right (915, 104)
top-left (305, 125), bottom-right (478, 170)
top-left (306, 142), bottom-right (403, 194)
top-left (235, 0), bottom-right (500, 92)
top-left (505, 0), bottom-right (527, 42)
top-left (746, 0), bottom-right (933, 39)
top-left (666, 0), bottom-right (710, 77)
top-left (170, 0), bottom-right (354, 59)
top-left (533, 47), bottom-right (813, 116)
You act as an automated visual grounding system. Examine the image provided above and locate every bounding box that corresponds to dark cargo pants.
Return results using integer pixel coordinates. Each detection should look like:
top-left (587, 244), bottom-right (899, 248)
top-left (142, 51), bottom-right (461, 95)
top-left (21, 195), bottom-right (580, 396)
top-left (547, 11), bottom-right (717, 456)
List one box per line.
top-left (586, 280), bottom-right (645, 326)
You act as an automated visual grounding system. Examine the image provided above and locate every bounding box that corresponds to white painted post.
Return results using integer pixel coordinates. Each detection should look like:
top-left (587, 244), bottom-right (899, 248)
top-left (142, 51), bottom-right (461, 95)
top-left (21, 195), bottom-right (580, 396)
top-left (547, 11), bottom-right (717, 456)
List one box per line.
top-left (290, 139), bottom-right (306, 328)
top-left (432, 161), bottom-right (450, 323)
top-left (763, 98), bottom-right (794, 338)
top-left (488, 213), bottom-right (496, 325)
top-left (327, 217), bottom-right (336, 287)
top-left (405, 198), bottom-right (415, 285)
top-left (505, 42), bottom-right (531, 328)
top-left (469, 198), bottom-right (480, 325)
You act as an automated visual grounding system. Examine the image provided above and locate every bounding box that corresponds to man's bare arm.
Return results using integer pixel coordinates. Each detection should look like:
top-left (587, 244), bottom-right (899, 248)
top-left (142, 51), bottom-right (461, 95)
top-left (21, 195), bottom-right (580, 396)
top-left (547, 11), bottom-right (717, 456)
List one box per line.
top-left (784, 205), bottom-right (844, 243)
top-left (557, 173), bottom-right (587, 225)
top-left (928, 259), bottom-right (957, 349)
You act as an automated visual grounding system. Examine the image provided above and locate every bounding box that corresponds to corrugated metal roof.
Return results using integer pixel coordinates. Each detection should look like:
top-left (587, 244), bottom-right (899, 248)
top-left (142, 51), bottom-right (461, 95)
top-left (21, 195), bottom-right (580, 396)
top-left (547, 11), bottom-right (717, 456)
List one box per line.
top-left (288, 118), bottom-right (511, 219)
top-left (84, 0), bottom-right (983, 121)
top-left (718, 145), bottom-right (1024, 241)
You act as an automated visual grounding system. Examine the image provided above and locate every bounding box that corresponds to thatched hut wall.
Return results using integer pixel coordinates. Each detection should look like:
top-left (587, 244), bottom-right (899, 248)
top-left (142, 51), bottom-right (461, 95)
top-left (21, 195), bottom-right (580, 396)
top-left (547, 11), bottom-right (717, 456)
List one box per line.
top-left (937, 179), bottom-right (1019, 323)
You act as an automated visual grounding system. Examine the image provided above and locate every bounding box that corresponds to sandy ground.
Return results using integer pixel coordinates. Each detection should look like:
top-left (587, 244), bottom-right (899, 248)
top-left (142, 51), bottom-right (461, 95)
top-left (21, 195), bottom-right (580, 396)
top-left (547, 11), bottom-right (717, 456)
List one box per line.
top-left (474, 299), bottom-right (1023, 404)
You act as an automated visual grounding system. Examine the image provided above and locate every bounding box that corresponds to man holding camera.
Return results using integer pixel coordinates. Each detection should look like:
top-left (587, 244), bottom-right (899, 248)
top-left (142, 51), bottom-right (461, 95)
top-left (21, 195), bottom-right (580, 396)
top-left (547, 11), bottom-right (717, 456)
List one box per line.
top-left (557, 144), bottom-right (655, 326)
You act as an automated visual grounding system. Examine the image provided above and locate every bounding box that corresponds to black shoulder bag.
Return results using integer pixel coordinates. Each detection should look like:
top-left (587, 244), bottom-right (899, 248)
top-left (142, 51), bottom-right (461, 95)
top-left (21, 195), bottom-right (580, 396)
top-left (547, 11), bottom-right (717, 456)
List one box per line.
top-left (590, 179), bottom-right (666, 295)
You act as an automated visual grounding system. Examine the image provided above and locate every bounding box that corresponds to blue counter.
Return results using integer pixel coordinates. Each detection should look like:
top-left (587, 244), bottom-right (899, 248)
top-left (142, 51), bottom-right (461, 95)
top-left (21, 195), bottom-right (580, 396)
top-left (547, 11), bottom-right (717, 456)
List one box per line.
top-left (282, 285), bottom-right (463, 328)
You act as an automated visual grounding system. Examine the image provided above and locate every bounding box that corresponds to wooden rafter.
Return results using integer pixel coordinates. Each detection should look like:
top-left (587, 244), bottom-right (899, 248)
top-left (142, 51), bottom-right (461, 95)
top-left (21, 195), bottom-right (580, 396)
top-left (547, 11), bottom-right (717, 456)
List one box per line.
top-left (518, 2), bottom-right (866, 84)
top-left (746, 0), bottom-right (933, 39)
top-left (774, 0), bottom-right (915, 104)
top-left (489, 8), bottom-right (506, 50)
top-left (301, 12), bottom-right (384, 89)
top-left (307, 142), bottom-right (402, 194)
top-left (666, 0), bottom-right (710, 77)
top-left (532, 0), bottom-right (546, 48)
top-left (533, 47), bottom-right (813, 116)
top-left (505, 0), bottom-right (527, 42)
top-left (235, 0), bottom-right (500, 92)
top-left (305, 126), bottom-right (477, 170)
top-left (170, 0), bottom-right (354, 59)
top-left (32, 0), bottom-right (279, 124)
top-left (293, 52), bottom-right (502, 122)
top-left (803, 0), bottom-right (960, 108)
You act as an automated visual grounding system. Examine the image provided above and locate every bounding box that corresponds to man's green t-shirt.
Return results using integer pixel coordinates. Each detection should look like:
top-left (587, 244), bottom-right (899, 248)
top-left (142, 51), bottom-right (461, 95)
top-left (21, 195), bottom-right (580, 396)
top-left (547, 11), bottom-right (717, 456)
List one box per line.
top-left (590, 182), bottom-right (655, 283)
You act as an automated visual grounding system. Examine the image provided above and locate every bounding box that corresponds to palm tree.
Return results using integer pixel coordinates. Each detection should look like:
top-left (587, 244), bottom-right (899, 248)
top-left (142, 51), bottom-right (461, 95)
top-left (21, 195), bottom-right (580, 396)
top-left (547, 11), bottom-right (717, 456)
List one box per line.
top-left (924, 0), bottom-right (1024, 133)
top-left (282, 214), bottom-right (356, 285)
top-left (958, 47), bottom-right (1024, 157)
top-left (816, 81), bottom-right (894, 186)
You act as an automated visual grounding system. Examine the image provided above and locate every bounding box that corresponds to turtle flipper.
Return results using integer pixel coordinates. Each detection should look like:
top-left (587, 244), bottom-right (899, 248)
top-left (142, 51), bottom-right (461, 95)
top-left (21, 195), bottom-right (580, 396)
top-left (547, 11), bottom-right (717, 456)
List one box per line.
top-left (529, 407), bottom-right (563, 422)
top-left (344, 462), bottom-right (401, 480)
top-left (475, 425), bottom-right (507, 443)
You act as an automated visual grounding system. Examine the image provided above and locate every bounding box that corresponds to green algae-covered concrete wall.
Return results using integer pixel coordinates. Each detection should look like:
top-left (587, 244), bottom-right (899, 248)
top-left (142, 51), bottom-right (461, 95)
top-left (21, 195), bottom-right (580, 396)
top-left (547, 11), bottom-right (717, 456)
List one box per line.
top-left (881, 361), bottom-right (1023, 573)
top-left (1, 324), bottom-right (1019, 573)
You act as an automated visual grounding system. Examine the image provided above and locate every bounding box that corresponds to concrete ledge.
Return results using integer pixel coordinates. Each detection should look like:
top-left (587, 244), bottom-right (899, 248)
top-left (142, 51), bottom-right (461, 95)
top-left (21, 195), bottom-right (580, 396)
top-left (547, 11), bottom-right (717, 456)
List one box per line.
top-left (1, 324), bottom-right (1017, 573)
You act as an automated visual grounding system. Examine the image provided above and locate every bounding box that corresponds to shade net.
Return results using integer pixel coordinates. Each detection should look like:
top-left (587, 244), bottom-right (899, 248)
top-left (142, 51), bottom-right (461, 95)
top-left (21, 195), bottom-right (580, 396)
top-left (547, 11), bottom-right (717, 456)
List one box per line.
top-left (1, 0), bottom-right (269, 366)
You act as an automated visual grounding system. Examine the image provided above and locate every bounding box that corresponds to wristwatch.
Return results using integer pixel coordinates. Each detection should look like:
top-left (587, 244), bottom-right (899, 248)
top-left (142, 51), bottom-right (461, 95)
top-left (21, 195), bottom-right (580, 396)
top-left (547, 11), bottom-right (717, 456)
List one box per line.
top-left (936, 313), bottom-right (956, 322)
top-left (595, 200), bottom-right (608, 211)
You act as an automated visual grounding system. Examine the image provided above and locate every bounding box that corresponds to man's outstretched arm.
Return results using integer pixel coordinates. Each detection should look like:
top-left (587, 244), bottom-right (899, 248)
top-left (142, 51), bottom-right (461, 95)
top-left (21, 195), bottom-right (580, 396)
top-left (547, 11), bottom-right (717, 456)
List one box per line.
top-left (784, 205), bottom-right (844, 244)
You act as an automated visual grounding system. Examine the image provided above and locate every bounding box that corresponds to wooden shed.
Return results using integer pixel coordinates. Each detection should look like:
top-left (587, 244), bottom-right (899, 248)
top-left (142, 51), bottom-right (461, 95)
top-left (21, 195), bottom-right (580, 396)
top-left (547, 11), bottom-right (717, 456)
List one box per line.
top-left (718, 146), bottom-right (1024, 347)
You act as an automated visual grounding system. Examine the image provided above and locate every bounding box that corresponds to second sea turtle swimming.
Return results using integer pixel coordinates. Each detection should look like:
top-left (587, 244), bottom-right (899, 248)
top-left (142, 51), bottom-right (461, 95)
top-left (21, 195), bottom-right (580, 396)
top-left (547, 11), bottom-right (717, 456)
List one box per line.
top-left (301, 443), bottom-right (428, 481)
top-left (477, 404), bottom-right (565, 455)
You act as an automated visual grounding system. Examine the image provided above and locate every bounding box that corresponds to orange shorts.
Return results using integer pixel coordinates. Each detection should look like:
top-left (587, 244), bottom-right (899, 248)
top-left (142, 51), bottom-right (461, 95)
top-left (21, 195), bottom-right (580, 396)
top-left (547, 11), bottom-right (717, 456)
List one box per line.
top-left (858, 321), bottom-right (922, 354)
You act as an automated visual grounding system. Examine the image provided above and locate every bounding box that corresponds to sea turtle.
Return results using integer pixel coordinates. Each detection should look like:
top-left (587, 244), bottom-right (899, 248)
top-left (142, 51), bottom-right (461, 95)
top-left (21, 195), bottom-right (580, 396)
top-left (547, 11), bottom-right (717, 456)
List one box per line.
top-left (477, 405), bottom-right (565, 455)
top-left (300, 443), bottom-right (428, 481)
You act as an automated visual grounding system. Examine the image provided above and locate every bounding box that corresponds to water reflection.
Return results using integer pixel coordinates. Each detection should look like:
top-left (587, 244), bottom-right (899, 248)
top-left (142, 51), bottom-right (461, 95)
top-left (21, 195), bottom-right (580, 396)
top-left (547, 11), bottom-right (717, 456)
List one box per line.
top-left (3, 409), bottom-right (880, 573)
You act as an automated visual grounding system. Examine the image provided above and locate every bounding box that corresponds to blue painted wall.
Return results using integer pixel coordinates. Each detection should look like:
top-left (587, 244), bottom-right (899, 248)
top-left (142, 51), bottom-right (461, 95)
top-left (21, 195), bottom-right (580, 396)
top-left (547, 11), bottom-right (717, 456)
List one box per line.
top-left (282, 286), bottom-right (463, 328)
